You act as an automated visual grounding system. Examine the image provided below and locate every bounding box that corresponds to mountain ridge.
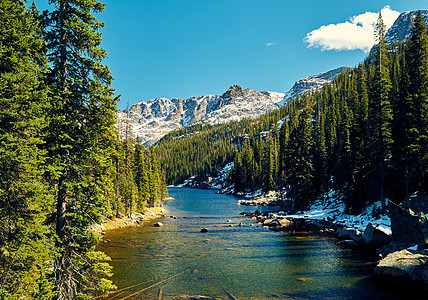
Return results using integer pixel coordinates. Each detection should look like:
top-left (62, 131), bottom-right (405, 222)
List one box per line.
top-left (118, 85), bottom-right (285, 146)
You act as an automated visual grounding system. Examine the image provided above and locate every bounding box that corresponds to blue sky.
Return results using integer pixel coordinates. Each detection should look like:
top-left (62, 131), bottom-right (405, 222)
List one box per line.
top-left (34, 0), bottom-right (427, 110)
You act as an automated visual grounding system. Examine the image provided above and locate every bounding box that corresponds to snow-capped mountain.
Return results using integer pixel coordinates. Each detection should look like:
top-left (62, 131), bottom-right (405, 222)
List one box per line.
top-left (276, 67), bottom-right (350, 107)
top-left (119, 85), bottom-right (285, 146)
top-left (386, 10), bottom-right (428, 44)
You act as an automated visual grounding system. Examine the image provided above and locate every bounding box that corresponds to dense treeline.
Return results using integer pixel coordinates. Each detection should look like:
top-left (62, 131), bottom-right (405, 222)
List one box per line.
top-left (154, 109), bottom-right (285, 185)
top-left (231, 12), bottom-right (427, 212)
top-left (157, 12), bottom-right (427, 214)
top-left (0, 1), bottom-right (166, 299)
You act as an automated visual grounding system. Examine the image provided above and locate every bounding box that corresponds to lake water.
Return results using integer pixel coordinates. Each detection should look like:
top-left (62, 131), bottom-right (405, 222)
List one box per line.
top-left (97, 188), bottom-right (420, 299)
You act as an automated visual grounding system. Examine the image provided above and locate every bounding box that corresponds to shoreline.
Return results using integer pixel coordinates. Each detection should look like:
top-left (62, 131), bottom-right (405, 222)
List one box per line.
top-left (91, 206), bottom-right (167, 234)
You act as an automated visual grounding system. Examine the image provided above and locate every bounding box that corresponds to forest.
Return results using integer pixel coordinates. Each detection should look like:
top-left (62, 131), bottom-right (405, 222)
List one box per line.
top-left (1, 1), bottom-right (428, 298)
top-left (0, 1), bottom-right (167, 299)
top-left (156, 12), bottom-right (427, 214)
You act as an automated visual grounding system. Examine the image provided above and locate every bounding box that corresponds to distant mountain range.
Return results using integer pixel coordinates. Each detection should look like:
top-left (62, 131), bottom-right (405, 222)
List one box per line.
top-left (118, 85), bottom-right (285, 146)
top-left (119, 10), bottom-right (428, 146)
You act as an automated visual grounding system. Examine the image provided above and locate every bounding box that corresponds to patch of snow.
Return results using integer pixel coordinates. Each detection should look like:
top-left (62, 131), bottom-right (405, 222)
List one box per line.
top-left (408, 244), bottom-right (418, 251)
top-left (273, 189), bottom-right (391, 233)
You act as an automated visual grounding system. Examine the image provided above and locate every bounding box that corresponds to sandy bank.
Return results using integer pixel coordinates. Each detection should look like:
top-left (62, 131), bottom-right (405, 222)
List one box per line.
top-left (92, 207), bottom-right (167, 234)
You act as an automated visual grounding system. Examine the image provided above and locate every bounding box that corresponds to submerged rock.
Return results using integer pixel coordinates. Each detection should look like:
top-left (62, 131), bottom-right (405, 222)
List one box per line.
top-left (337, 227), bottom-right (363, 243)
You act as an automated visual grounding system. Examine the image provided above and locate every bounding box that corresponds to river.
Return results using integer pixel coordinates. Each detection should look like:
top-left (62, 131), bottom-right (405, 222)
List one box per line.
top-left (97, 188), bottom-right (415, 299)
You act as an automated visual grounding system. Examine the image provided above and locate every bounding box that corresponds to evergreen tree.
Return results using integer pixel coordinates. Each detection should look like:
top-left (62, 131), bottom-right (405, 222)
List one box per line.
top-left (44, 0), bottom-right (117, 297)
top-left (352, 64), bottom-right (370, 212)
top-left (312, 98), bottom-right (327, 196)
top-left (404, 10), bottom-right (428, 194)
top-left (284, 103), bottom-right (314, 211)
top-left (367, 12), bottom-right (392, 211)
top-left (0, 1), bottom-right (54, 297)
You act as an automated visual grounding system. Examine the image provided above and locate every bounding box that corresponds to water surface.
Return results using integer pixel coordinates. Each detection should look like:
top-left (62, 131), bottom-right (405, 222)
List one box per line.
top-left (97, 188), bottom-right (420, 299)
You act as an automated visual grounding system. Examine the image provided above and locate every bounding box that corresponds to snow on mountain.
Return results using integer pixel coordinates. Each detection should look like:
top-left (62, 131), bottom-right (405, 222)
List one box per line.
top-left (277, 66), bottom-right (350, 107)
top-left (118, 85), bottom-right (285, 146)
top-left (385, 10), bottom-right (428, 44)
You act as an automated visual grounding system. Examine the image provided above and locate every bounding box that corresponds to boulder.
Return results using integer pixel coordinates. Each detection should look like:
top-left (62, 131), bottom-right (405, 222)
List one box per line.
top-left (402, 194), bottom-right (428, 214)
top-left (198, 182), bottom-right (212, 189)
top-left (200, 228), bottom-right (208, 233)
top-left (153, 222), bottom-right (164, 227)
top-left (375, 249), bottom-right (428, 282)
top-left (362, 223), bottom-right (392, 247)
top-left (263, 218), bottom-right (293, 230)
top-left (337, 240), bottom-right (359, 248)
top-left (337, 227), bottom-right (362, 242)
top-left (389, 202), bottom-right (428, 247)
top-left (413, 262), bottom-right (428, 285)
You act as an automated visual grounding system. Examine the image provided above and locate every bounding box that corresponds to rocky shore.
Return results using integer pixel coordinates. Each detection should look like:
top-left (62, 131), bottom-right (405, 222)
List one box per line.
top-left (240, 192), bottom-right (428, 290)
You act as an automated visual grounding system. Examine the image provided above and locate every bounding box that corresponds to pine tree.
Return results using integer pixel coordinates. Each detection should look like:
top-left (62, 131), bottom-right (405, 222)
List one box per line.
top-left (284, 102), bottom-right (314, 211)
top-left (351, 64), bottom-right (370, 212)
top-left (367, 12), bottom-right (392, 211)
top-left (404, 10), bottom-right (428, 194)
top-left (44, 0), bottom-right (117, 298)
top-left (312, 96), bottom-right (327, 196)
top-left (0, 1), bottom-right (54, 297)
top-left (134, 142), bottom-right (150, 210)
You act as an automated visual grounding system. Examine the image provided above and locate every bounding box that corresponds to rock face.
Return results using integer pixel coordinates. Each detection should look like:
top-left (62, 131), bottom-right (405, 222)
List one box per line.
top-left (118, 85), bottom-right (284, 146)
top-left (374, 249), bottom-right (428, 283)
top-left (389, 201), bottom-right (428, 247)
top-left (386, 10), bottom-right (428, 44)
top-left (276, 67), bottom-right (350, 106)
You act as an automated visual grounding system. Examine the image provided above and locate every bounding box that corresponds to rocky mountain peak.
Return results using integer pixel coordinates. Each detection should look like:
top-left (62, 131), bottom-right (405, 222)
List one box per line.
top-left (119, 86), bottom-right (285, 146)
top-left (386, 10), bottom-right (428, 44)
top-left (277, 66), bottom-right (350, 106)
top-left (219, 85), bottom-right (244, 102)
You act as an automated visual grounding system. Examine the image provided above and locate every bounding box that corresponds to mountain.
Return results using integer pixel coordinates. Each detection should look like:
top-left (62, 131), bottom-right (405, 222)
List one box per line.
top-left (119, 85), bottom-right (285, 146)
top-left (119, 67), bottom-right (350, 146)
top-left (276, 67), bottom-right (350, 106)
top-left (386, 10), bottom-right (428, 44)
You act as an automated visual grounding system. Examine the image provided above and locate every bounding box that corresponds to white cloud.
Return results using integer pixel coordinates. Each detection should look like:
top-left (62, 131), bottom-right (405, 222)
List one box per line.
top-left (266, 42), bottom-right (278, 47)
top-left (305, 6), bottom-right (400, 52)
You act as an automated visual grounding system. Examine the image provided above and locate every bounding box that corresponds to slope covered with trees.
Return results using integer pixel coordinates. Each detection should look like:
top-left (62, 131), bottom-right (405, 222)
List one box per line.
top-left (0, 1), bottom-right (167, 299)
top-left (156, 12), bottom-right (427, 214)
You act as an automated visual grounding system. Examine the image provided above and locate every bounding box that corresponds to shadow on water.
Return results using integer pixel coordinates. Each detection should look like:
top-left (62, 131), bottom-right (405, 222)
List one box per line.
top-left (97, 188), bottom-right (427, 299)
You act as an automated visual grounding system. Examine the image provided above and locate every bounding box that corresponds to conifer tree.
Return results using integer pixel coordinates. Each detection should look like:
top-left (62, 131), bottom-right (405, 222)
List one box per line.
top-left (284, 103), bottom-right (314, 211)
top-left (44, 0), bottom-right (117, 298)
top-left (404, 10), bottom-right (428, 194)
top-left (351, 64), bottom-right (370, 211)
top-left (368, 12), bottom-right (392, 211)
top-left (0, 1), bottom-right (54, 297)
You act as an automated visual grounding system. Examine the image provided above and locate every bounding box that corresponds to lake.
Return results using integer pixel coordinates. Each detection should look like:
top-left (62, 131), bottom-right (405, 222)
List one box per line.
top-left (97, 187), bottom-right (418, 299)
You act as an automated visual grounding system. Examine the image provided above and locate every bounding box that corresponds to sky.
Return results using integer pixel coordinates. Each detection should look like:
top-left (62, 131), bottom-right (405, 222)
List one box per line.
top-left (34, 0), bottom-right (427, 110)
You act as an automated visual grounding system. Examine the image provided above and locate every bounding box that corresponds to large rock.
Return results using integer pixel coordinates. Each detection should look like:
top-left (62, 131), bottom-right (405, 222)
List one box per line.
top-left (413, 262), bottom-right (428, 285)
top-left (402, 194), bottom-right (428, 214)
top-left (375, 249), bottom-right (428, 283)
top-left (337, 227), bottom-right (363, 243)
top-left (389, 202), bottom-right (428, 247)
top-left (362, 223), bottom-right (392, 247)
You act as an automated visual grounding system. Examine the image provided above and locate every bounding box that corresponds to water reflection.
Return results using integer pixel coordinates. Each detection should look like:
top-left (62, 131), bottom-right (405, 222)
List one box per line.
top-left (97, 188), bottom-right (412, 299)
